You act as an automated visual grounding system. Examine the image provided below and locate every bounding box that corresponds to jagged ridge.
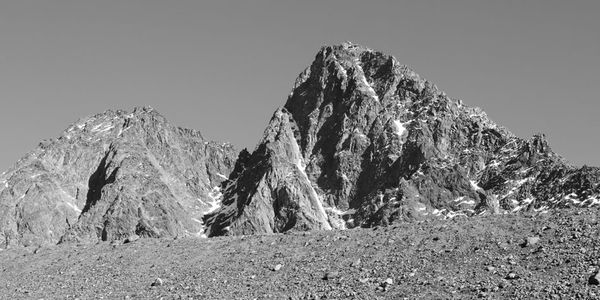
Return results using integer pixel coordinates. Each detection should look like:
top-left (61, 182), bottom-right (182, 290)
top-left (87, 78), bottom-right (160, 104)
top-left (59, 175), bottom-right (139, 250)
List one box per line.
top-left (0, 107), bottom-right (237, 246)
top-left (205, 42), bottom-right (600, 236)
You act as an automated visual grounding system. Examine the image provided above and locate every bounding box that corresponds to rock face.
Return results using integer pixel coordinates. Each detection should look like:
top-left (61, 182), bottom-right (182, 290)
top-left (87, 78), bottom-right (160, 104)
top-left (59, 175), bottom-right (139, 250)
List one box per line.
top-left (0, 107), bottom-right (236, 246)
top-left (205, 42), bottom-right (600, 236)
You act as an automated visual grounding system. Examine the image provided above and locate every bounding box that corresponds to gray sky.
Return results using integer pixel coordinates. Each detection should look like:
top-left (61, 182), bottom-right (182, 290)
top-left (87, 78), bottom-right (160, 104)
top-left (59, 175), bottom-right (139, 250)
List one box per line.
top-left (0, 0), bottom-right (598, 171)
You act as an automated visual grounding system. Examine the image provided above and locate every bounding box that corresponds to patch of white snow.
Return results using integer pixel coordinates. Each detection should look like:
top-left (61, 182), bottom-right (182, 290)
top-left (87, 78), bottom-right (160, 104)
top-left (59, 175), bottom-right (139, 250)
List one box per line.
top-left (392, 120), bottom-right (407, 138)
top-left (470, 180), bottom-right (483, 191)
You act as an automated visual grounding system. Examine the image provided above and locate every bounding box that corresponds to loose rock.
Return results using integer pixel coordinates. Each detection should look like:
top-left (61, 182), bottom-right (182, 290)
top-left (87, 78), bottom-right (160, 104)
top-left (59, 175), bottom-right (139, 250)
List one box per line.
top-left (124, 235), bottom-right (140, 244)
top-left (151, 278), bottom-right (164, 287)
top-left (323, 271), bottom-right (340, 280)
top-left (589, 272), bottom-right (600, 285)
top-left (523, 236), bottom-right (540, 247)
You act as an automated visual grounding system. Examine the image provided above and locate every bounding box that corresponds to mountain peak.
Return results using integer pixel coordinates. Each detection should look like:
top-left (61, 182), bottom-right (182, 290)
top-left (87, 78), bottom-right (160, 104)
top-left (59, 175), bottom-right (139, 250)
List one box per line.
top-left (205, 44), bottom-right (600, 236)
top-left (0, 106), bottom-right (237, 247)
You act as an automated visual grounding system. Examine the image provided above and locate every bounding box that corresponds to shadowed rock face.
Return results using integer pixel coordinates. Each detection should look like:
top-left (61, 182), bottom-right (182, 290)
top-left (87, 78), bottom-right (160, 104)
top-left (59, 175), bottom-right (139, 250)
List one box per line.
top-left (0, 107), bottom-right (237, 246)
top-left (205, 42), bottom-right (600, 236)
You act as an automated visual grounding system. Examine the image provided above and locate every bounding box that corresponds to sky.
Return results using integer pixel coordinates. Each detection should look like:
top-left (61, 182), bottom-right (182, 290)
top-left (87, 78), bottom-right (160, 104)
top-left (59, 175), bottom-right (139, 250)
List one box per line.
top-left (0, 0), bottom-right (598, 171)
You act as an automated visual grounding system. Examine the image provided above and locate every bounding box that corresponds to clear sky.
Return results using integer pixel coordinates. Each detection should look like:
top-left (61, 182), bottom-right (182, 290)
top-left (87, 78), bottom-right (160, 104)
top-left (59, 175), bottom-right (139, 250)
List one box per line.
top-left (0, 0), bottom-right (598, 171)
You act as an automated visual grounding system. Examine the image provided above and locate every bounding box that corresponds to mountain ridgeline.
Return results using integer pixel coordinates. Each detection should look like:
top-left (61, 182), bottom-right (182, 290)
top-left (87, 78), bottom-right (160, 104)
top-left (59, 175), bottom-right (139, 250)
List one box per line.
top-left (1, 43), bottom-right (599, 246)
top-left (204, 42), bottom-right (600, 236)
top-left (0, 107), bottom-right (236, 246)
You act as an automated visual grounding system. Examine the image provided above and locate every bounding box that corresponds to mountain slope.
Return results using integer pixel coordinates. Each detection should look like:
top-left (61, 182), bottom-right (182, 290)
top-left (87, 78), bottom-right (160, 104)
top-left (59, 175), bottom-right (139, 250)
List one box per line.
top-left (205, 42), bottom-right (600, 236)
top-left (0, 107), bottom-right (236, 246)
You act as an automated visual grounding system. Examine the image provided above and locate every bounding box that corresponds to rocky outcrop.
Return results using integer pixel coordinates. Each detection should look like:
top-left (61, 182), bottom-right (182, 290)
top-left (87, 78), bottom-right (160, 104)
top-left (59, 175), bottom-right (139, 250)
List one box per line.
top-left (205, 42), bottom-right (600, 236)
top-left (0, 107), bottom-right (236, 246)
top-left (204, 109), bottom-right (335, 237)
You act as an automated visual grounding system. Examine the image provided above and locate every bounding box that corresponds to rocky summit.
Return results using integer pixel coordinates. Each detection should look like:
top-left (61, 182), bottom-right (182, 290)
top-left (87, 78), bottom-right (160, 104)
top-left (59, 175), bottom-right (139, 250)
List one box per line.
top-left (0, 107), bottom-right (236, 247)
top-left (205, 42), bottom-right (600, 236)
top-left (1, 43), bottom-right (599, 247)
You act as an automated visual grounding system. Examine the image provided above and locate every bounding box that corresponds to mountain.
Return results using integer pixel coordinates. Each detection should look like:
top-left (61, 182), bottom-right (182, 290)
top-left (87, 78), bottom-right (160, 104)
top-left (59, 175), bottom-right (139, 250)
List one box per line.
top-left (205, 42), bottom-right (600, 236)
top-left (0, 107), bottom-right (236, 247)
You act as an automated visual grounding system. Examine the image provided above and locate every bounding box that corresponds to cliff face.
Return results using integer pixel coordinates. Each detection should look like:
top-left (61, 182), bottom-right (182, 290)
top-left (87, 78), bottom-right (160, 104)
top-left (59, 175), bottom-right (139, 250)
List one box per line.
top-left (2, 43), bottom-right (598, 245)
top-left (0, 107), bottom-right (237, 246)
top-left (205, 42), bottom-right (600, 236)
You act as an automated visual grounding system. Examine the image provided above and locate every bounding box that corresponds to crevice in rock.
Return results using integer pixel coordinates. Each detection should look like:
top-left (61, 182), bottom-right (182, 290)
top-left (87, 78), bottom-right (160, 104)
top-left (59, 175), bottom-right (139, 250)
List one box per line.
top-left (80, 153), bottom-right (118, 216)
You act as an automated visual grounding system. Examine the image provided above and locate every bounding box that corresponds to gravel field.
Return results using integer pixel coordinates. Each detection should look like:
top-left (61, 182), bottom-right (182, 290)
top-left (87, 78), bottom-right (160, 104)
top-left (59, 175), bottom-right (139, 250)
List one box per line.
top-left (1, 208), bottom-right (599, 299)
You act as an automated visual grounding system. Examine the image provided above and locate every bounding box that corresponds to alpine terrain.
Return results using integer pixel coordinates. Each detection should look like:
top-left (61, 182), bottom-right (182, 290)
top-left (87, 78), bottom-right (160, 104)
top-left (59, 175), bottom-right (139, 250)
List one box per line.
top-left (0, 107), bottom-right (236, 247)
top-left (205, 42), bottom-right (600, 237)
top-left (1, 42), bottom-right (600, 299)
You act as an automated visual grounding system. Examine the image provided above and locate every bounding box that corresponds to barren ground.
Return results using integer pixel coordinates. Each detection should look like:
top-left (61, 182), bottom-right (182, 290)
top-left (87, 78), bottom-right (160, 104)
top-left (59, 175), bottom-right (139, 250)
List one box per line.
top-left (1, 209), bottom-right (600, 299)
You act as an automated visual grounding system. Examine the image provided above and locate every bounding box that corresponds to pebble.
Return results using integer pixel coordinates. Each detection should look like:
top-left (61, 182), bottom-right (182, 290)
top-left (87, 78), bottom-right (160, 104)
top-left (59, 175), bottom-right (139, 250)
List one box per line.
top-left (525, 236), bottom-right (540, 247)
top-left (506, 273), bottom-right (518, 280)
top-left (151, 278), bottom-right (164, 287)
top-left (273, 264), bottom-right (283, 271)
top-left (323, 271), bottom-right (340, 280)
top-left (589, 271), bottom-right (600, 285)
top-left (124, 234), bottom-right (140, 244)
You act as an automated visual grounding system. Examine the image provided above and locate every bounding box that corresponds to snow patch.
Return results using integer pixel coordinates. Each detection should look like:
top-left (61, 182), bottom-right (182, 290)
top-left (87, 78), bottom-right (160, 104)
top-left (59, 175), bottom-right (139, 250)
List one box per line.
top-left (470, 180), bottom-right (483, 191)
top-left (488, 160), bottom-right (501, 168)
top-left (295, 157), bottom-right (306, 173)
top-left (205, 186), bottom-right (222, 214)
top-left (564, 193), bottom-right (582, 205)
top-left (326, 207), bottom-right (346, 215)
top-left (289, 139), bottom-right (331, 230)
top-left (392, 120), bottom-right (407, 139)
top-left (352, 61), bottom-right (379, 101)
top-left (432, 209), bottom-right (445, 216)
top-left (91, 122), bottom-right (114, 133)
top-left (453, 196), bottom-right (465, 202)
top-left (586, 196), bottom-right (600, 207)
top-left (445, 211), bottom-right (466, 219)
top-left (515, 178), bottom-right (531, 186)
top-left (457, 199), bottom-right (476, 206)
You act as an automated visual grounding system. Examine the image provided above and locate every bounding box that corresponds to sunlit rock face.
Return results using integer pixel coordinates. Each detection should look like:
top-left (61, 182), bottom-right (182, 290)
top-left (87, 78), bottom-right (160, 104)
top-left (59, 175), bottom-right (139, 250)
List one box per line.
top-left (0, 107), bottom-right (237, 246)
top-left (205, 42), bottom-right (600, 236)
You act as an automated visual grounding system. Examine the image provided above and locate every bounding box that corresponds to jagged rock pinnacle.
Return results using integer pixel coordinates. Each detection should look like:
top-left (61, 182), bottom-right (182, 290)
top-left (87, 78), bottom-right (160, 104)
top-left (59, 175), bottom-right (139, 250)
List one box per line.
top-left (205, 44), bottom-right (600, 236)
top-left (0, 107), bottom-right (237, 246)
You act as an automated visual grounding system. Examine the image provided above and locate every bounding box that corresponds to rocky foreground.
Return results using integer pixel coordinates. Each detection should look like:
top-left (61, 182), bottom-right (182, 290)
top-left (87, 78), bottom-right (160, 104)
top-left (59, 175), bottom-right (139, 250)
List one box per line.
top-left (1, 208), bottom-right (599, 299)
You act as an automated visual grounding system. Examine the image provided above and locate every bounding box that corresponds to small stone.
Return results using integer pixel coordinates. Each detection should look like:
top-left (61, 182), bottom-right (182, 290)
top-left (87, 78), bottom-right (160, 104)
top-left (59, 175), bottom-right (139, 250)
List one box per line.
top-left (151, 278), bottom-right (164, 287)
top-left (383, 278), bottom-right (394, 286)
top-left (323, 271), bottom-right (340, 280)
top-left (589, 272), bottom-right (600, 285)
top-left (486, 266), bottom-right (496, 272)
top-left (358, 278), bottom-right (369, 283)
top-left (351, 259), bottom-right (361, 267)
top-left (506, 273), bottom-right (518, 280)
top-left (525, 236), bottom-right (540, 247)
top-left (124, 234), bottom-right (140, 244)
top-left (273, 264), bottom-right (283, 271)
